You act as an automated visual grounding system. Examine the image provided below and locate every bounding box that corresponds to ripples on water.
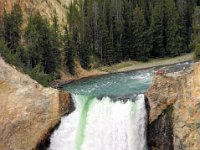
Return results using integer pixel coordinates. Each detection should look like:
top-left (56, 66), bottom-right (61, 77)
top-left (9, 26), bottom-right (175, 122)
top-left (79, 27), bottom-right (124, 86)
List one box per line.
top-left (62, 61), bottom-right (191, 98)
top-left (62, 70), bottom-right (153, 99)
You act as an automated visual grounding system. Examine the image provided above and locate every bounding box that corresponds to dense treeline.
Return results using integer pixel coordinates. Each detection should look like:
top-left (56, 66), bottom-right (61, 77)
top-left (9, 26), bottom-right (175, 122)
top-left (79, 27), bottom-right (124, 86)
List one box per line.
top-left (0, 1), bottom-right (199, 86)
top-left (0, 4), bottom-right (60, 86)
top-left (191, 5), bottom-right (200, 58)
top-left (66, 0), bottom-right (197, 68)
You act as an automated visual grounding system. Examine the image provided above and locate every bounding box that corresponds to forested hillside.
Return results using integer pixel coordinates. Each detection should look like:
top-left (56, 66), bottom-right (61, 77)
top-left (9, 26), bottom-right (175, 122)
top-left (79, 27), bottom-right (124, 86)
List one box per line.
top-left (66, 0), bottom-right (196, 67)
top-left (0, 0), bottom-right (199, 86)
top-left (0, 4), bottom-right (61, 86)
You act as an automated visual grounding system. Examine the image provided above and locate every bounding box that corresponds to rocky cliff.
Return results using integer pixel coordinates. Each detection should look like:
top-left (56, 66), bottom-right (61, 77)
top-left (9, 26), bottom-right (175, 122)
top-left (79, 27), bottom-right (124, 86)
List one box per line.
top-left (146, 62), bottom-right (200, 150)
top-left (0, 56), bottom-right (71, 150)
top-left (0, 0), bottom-right (71, 28)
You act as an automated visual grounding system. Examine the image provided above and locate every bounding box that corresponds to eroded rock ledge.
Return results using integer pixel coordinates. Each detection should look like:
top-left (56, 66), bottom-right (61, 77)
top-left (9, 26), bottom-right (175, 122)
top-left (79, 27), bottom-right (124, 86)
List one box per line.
top-left (0, 57), bottom-right (71, 150)
top-left (146, 62), bottom-right (200, 150)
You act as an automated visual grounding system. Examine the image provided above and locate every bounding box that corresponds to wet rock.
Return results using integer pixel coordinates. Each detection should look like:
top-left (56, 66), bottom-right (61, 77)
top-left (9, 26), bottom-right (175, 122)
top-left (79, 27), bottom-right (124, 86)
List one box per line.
top-left (147, 105), bottom-right (174, 150)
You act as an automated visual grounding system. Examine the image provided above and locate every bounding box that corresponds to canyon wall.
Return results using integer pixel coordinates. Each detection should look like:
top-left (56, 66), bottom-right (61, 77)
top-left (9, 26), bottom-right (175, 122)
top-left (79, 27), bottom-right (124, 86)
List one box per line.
top-left (0, 0), bottom-right (71, 28)
top-left (146, 62), bottom-right (200, 150)
top-left (0, 57), bottom-right (71, 150)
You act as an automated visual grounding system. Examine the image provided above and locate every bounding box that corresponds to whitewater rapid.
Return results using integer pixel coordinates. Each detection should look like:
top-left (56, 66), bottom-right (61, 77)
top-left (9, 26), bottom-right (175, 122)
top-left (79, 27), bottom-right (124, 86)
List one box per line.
top-left (49, 94), bottom-right (147, 150)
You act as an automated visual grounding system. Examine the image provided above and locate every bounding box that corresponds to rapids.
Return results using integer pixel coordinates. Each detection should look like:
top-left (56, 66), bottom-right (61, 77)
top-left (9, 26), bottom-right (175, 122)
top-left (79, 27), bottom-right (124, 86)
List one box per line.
top-left (49, 95), bottom-right (147, 150)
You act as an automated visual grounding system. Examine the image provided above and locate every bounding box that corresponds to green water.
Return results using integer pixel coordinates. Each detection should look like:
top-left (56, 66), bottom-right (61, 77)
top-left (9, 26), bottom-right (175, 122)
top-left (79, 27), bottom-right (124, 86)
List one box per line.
top-left (75, 95), bottom-right (94, 150)
top-left (62, 69), bottom-right (153, 98)
top-left (61, 62), bottom-right (191, 98)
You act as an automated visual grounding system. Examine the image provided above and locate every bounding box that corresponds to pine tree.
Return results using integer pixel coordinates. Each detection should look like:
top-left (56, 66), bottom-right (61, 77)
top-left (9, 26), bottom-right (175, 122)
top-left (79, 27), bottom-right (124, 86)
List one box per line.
top-left (104, 0), bottom-right (115, 64)
top-left (121, 0), bottom-right (133, 60)
top-left (93, 0), bottom-right (100, 56)
top-left (138, 0), bottom-right (151, 25)
top-left (176, 0), bottom-right (195, 52)
top-left (190, 6), bottom-right (200, 58)
top-left (3, 3), bottom-right (22, 51)
top-left (98, 0), bottom-right (106, 62)
top-left (104, 34), bottom-right (115, 65)
top-left (66, 1), bottom-right (80, 56)
top-left (165, 0), bottom-right (182, 56)
top-left (150, 0), bottom-right (166, 57)
top-left (52, 12), bottom-right (59, 37)
top-left (76, 0), bottom-right (93, 69)
top-left (111, 0), bottom-right (124, 62)
top-left (0, 17), bottom-right (3, 39)
top-left (25, 12), bottom-right (60, 76)
top-left (65, 29), bottom-right (76, 75)
top-left (130, 5), bottom-right (149, 61)
top-left (150, 0), bottom-right (182, 57)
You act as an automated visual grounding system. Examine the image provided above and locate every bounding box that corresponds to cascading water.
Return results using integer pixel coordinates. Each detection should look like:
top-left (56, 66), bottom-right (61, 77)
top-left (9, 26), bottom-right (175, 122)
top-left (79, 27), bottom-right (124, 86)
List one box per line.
top-left (49, 94), bottom-right (147, 150)
top-left (49, 62), bottom-right (191, 150)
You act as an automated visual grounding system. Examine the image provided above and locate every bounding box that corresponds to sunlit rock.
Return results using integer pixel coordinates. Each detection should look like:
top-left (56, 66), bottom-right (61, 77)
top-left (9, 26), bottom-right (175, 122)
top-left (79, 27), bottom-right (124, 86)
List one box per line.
top-left (0, 57), bottom-right (71, 149)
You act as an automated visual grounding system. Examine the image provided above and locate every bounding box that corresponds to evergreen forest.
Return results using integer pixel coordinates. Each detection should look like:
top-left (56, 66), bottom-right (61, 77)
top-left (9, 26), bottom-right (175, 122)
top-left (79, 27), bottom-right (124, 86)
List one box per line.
top-left (0, 0), bottom-right (200, 86)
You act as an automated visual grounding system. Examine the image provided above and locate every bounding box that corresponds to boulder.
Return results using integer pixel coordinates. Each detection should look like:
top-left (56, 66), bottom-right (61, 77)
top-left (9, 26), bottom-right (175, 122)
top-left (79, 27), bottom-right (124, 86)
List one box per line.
top-left (0, 57), bottom-right (71, 150)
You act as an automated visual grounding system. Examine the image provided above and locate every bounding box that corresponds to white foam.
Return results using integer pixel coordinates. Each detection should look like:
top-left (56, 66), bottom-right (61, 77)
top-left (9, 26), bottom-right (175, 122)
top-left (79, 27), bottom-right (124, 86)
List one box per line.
top-left (49, 94), bottom-right (147, 150)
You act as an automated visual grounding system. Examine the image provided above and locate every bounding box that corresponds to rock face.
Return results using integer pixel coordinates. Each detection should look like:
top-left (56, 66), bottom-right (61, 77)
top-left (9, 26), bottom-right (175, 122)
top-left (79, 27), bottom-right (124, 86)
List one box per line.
top-left (0, 57), bottom-right (71, 150)
top-left (147, 104), bottom-right (174, 150)
top-left (146, 62), bottom-right (200, 150)
top-left (0, 0), bottom-right (71, 28)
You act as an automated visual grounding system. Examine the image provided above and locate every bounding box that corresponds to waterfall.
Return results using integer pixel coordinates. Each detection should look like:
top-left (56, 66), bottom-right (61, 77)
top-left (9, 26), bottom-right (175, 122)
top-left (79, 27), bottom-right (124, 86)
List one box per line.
top-left (49, 94), bottom-right (147, 150)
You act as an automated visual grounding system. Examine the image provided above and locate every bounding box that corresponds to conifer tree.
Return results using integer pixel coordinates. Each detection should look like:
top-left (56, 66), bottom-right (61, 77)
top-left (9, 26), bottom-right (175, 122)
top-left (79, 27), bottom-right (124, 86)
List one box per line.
top-left (190, 6), bottom-right (200, 58)
top-left (79, 0), bottom-right (93, 69)
top-left (111, 0), bottom-right (124, 62)
top-left (176, 0), bottom-right (195, 52)
top-left (138, 0), bottom-right (151, 25)
top-left (105, 0), bottom-right (115, 64)
top-left (3, 3), bottom-right (22, 51)
top-left (150, 0), bottom-right (183, 57)
top-left (165, 0), bottom-right (182, 56)
top-left (66, 1), bottom-right (80, 55)
top-left (121, 0), bottom-right (133, 59)
top-left (65, 29), bottom-right (76, 75)
top-left (98, 0), bottom-right (107, 62)
top-left (130, 5), bottom-right (149, 61)
top-left (0, 17), bottom-right (3, 39)
top-left (52, 12), bottom-right (59, 37)
top-left (150, 0), bottom-right (165, 57)
top-left (99, 16), bottom-right (109, 64)
top-left (25, 12), bottom-right (60, 76)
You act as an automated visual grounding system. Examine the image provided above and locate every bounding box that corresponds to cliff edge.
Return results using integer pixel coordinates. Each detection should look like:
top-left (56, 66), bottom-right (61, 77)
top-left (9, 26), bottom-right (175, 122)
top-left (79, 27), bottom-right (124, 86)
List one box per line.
top-left (146, 62), bottom-right (200, 150)
top-left (0, 56), bottom-right (71, 150)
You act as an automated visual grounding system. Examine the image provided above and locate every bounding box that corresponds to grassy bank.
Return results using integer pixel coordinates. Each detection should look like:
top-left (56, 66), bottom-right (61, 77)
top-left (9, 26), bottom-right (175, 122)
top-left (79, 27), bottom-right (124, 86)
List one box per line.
top-left (55, 53), bottom-right (194, 86)
top-left (99, 53), bottom-right (194, 73)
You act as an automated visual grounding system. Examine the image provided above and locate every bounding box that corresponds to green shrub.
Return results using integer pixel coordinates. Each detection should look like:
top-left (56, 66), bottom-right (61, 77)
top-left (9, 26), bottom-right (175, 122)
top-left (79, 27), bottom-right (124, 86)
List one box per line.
top-left (195, 43), bottom-right (200, 58)
top-left (0, 39), bottom-right (23, 67)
